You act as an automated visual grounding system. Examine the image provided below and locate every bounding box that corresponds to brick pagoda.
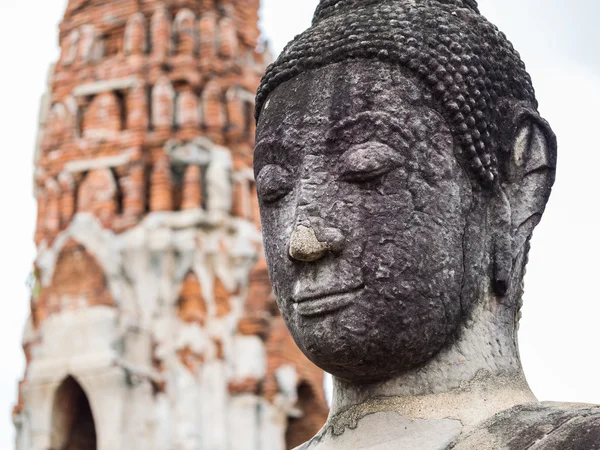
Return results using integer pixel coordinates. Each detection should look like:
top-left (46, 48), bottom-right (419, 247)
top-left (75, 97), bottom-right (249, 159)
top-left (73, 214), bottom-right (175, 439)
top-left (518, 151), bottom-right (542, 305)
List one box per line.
top-left (13, 1), bottom-right (328, 449)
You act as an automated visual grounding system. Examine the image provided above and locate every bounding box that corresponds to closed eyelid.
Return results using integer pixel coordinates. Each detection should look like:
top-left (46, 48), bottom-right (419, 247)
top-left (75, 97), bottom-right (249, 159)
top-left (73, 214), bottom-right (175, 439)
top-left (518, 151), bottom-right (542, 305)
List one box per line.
top-left (257, 163), bottom-right (284, 180)
top-left (339, 142), bottom-right (402, 181)
top-left (340, 142), bottom-right (402, 165)
top-left (256, 164), bottom-right (294, 204)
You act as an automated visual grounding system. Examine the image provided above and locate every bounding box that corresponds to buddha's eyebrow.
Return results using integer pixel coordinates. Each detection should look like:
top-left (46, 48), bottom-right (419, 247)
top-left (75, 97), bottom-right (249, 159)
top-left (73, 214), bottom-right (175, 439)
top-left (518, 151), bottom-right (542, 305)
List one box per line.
top-left (327, 111), bottom-right (407, 144)
top-left (255, 136), bottom-right (304, 155)
top-left (254, 138), bottom-right (275, 155)
top-left (254, 136), bottom-right (304, 172)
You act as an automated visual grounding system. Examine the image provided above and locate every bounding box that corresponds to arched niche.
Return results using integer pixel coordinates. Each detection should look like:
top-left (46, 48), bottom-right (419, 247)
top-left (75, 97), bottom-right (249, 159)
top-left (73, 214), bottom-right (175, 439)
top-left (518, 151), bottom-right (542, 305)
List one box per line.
top-left (218, 16), bottom-right (238, 58)
top-left (61, 29), bottom-right (80, 66)
top-left (225, 88), bottom-right (249, 140)
top-left (181, 164), bottom-right (204, 210)
top-left (151, 6), bottom-right (172, 60)
top-left (78, 25), bottom-right (102, 63)
top-left (37, 239), bottom-right (114, 322)
top-left (201, 81), bottom-right (225, 132)
top-left (124, 13), bottom-right (148, 56)
top-left (149, 157), bottom-right (173, 212)
top-left (174, 9), bottom-right (198, 55)
top-left (285, 382), bottom-right (325, 450)
top-left (50, 376), bottom-right (97, 450)
top-left (151, 78), bottom-right (175, 129)
top-left (198, 12), bottom-right (217, 60)
top-left (82, 92), bottom-right (123, 138)
top-left (175, 87), bottom-right (200, 128)
top-left (77, 168), bottom-right (120, 226)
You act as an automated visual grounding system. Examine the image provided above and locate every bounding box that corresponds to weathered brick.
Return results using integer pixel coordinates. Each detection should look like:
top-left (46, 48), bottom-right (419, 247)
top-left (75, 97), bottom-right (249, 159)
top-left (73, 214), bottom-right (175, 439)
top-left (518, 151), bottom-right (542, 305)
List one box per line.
top-left (17, 1), bottom-right (328, 448)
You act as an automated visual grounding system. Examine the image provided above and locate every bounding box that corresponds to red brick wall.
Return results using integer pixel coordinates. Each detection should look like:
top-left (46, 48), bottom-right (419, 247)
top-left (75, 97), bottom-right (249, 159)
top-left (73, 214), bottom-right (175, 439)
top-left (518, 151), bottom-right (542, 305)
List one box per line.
top-left (35, 239), bottom-right (114, 328)
top-left (24, 1), bottom-right (328, 447)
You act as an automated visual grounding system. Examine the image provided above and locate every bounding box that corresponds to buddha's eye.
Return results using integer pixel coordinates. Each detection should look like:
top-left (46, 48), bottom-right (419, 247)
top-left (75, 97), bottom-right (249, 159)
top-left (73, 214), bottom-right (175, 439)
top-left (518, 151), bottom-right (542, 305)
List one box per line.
top-left (339, 142), bottom-right (399, 182)
top-left (256, 164), bottom-right (294, 204)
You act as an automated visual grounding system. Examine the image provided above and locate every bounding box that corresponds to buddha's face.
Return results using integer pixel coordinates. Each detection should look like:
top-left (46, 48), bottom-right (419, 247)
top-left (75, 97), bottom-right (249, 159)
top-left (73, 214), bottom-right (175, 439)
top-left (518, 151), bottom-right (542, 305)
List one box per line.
top-left (255, 60), bottom-right (473, 382)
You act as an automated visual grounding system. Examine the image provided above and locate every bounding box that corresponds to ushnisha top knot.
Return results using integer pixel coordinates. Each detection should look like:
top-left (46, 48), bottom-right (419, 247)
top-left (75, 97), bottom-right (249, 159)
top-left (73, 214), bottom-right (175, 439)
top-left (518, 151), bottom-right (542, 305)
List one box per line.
top-left (255, 0), bottom-right (537, 186)
top-left (313, 0), bottom-right (479, 24)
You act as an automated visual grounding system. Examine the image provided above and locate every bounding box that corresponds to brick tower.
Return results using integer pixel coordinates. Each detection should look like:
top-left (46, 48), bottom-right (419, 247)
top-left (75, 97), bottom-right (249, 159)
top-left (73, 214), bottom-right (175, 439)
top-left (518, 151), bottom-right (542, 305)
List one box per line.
top-left (13, 1), bottom-right (328, 449)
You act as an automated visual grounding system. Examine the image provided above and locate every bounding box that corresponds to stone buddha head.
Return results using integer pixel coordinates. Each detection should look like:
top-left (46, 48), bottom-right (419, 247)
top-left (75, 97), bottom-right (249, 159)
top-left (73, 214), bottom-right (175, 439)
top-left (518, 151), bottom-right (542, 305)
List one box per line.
top-left (254, 0), bottom-right (557, 385)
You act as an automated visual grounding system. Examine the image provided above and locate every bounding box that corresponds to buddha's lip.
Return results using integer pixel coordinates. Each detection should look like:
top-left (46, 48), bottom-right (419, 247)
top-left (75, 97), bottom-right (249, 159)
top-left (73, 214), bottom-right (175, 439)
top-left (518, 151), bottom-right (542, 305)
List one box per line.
top-left (293, 283), bottom-right (365, 303)
top-left (292, 284), bottom-right (364, 317)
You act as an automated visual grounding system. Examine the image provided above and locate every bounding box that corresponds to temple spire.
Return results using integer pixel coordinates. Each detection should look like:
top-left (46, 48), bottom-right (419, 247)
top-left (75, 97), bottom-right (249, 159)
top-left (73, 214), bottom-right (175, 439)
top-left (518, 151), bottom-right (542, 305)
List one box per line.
top-left (14, 1), bottom-right (328, 449)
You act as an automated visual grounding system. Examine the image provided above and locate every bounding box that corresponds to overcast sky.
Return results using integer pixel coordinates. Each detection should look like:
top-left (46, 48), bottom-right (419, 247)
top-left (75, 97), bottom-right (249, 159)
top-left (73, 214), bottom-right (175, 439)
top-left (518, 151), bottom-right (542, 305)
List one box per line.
top-left (0, 1), bottom-right (598, 448)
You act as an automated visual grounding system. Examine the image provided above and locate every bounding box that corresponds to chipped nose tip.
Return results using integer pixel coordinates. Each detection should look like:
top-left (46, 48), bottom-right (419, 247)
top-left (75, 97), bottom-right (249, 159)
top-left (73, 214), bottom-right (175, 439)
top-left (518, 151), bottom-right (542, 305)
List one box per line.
top-left (289, 225), bottom-right (330, 262)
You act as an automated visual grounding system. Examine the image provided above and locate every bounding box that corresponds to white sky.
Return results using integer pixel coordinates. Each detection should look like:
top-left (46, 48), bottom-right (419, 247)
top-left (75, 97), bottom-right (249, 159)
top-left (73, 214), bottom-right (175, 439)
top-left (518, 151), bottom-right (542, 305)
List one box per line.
top-left (0, 1), bottom-right (598, 448)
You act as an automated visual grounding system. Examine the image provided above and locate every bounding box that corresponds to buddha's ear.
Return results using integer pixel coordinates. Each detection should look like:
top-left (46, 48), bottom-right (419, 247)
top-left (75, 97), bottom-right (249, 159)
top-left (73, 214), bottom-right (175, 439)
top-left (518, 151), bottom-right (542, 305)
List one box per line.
top-left (492, 108), bottom-right (557, 296)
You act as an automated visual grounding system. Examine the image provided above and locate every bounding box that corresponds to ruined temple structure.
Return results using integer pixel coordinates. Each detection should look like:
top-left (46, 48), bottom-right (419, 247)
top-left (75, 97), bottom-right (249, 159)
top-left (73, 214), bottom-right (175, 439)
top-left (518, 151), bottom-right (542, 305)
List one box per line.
top-left (12, 1), bottom-right (328, 449)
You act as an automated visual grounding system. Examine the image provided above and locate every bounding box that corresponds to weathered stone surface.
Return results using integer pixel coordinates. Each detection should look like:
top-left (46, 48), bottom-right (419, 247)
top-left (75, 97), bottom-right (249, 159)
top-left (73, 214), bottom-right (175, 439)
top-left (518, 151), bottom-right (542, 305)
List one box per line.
top-left (300, 413), bottom-right (462, 450)
top-left (257, 60), bottom-right (471, 382)
top-left (254, 0), bottom-right (597, 448)
top-left (452, 402), bottom-right (600, 449)
top-left (15, 1), bottom-right (328, 449)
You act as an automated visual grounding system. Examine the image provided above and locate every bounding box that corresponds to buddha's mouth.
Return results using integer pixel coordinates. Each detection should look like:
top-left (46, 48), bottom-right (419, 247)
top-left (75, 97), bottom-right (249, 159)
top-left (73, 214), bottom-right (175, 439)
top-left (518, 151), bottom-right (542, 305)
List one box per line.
top-left (292, 284), bottom-right (364, 317)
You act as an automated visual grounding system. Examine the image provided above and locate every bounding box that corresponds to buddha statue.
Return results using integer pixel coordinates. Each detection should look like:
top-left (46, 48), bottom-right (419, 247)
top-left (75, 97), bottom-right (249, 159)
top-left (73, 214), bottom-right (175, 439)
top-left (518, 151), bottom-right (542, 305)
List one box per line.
top-left (254, 0), bottom-right (600, 448)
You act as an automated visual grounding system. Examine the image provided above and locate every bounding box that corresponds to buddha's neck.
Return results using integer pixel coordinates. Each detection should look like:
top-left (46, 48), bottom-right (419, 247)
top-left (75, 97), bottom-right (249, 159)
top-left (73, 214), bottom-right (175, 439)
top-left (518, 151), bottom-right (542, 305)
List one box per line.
top-left (328, 293), bottom-right (537, 429)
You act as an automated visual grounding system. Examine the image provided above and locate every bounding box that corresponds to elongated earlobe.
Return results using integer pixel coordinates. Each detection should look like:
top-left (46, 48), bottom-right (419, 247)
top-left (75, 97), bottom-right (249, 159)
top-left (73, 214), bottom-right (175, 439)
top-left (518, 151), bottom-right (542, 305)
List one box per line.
top-left (492, 108), bottom-right (557, 298)
top-left (492, 189), bottom-right (512, 296)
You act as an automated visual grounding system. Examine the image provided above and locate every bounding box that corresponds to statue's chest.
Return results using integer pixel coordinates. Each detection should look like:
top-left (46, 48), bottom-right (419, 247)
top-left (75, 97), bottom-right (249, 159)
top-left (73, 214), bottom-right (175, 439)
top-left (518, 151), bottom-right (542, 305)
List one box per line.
top-left (297, 412), bottom-right (462, 450)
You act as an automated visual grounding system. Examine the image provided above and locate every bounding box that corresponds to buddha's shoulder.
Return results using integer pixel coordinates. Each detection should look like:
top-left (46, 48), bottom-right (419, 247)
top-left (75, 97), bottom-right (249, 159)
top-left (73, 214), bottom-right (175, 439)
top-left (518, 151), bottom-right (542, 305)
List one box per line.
top-left (452, 401), bottom-right (600, 450)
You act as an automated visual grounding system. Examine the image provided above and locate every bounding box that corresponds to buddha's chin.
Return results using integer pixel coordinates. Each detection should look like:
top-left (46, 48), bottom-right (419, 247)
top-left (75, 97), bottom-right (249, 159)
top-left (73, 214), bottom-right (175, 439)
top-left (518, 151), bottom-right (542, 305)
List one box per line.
top-left (278, 285), bottom-right (457, 382)
top-left (287, 317), bottom-right (447, 384)
top-left (301, 342), bottom-right (421, 384)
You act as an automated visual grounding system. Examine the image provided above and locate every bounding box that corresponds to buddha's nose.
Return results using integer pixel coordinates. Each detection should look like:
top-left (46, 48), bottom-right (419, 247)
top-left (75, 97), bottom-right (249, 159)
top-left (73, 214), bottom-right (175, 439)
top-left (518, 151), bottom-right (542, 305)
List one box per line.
top-left (288, 219), bottom-right (344, 262)
top-left (289, 225), bottom-right (329, 262)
